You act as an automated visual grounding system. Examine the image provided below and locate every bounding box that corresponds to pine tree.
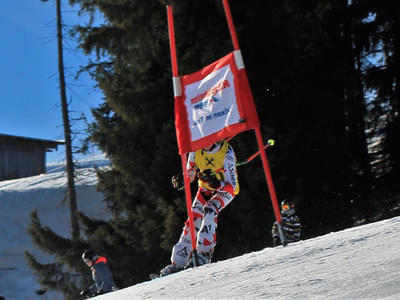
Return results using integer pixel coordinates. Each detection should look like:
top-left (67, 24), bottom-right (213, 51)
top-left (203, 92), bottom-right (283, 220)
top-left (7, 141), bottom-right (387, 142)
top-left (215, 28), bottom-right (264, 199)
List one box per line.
top-left (41, 0), bottom-right (80, 239)
top-left (25, 211), bottom-right (88, 299)
top-left (362, 1), bottom-right (400, 189)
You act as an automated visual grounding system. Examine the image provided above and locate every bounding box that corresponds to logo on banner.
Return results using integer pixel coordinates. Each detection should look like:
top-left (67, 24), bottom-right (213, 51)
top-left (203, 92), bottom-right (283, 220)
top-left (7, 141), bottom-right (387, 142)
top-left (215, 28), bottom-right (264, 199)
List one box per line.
top-left (184, 64), bottom-right (240, 137)
top-left (194, 95), bottom-right (220, 110)
top-left (192, 90), bottom-right (230, 127)
top-left (191, 79), bottom-right (229, 107)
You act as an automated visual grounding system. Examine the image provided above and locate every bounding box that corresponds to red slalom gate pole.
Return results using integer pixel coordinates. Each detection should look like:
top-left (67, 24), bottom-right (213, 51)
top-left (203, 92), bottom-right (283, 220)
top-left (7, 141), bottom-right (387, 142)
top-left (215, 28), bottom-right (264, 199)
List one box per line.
top-left (167, 6), bottom-right (199, 265)
top-left (221, 0), bottom-right (286, 245)
top-left (222, 0), bottom-right (240, 50)
top-left (167, 6), bottom-right (178, 76)
top-left (254, 128), bottom-right (286, 245)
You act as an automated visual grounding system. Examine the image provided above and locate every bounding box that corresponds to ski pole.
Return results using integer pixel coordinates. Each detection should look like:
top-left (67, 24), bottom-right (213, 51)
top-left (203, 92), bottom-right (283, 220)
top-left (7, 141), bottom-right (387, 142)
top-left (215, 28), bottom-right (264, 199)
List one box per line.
top-left (236, 139), bottom-right (275, 167)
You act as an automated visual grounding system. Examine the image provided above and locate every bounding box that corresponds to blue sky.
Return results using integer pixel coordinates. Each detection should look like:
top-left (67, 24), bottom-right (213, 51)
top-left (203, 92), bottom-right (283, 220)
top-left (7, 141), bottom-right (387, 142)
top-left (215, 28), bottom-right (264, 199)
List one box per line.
top-left (0, 1), bottom-right (103, 163)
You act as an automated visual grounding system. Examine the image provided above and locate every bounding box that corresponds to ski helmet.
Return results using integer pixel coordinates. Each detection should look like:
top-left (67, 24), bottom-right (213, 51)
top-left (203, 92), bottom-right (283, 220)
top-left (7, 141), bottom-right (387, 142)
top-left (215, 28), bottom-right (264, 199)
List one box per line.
top-left (204, 140), bottom-right (224, 151)
top-left (82, 249), bottom-right (98, 263)
top-left (281, 200), bottom-right (295, 215)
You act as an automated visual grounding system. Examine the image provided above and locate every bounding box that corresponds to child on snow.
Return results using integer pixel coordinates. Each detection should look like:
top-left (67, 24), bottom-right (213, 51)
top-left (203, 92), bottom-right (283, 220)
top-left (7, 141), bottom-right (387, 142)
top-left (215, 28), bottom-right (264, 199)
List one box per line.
top-left (272, 200), bottom-right (302, 246)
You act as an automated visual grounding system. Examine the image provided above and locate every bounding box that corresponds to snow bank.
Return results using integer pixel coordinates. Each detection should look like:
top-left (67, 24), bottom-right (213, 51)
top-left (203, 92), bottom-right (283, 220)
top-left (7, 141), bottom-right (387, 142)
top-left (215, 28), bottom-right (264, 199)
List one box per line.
top-left (95, 217), bottom-right (400, 300)
top-left (1, 159), bottom-right (400, 299)
top-left (46, 154), bottom-right (110, 174)
top-left (0, 167), bottom-right (110, 300)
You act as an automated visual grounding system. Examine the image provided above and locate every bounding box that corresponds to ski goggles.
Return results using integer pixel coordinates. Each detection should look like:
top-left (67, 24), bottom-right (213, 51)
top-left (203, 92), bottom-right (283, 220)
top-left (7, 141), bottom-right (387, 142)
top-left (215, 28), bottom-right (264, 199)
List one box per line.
top-left (281, 204), bottom-right (291, 211)
top-left (82, 258), bottom-right (91, 263)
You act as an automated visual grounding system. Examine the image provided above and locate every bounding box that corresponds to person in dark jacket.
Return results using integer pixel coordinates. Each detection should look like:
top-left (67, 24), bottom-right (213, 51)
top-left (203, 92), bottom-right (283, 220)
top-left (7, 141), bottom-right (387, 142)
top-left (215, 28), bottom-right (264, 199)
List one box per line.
top-left (80, 250), bottom-right (118, 298)
top-left (272, 200), bottom-right (302, 246)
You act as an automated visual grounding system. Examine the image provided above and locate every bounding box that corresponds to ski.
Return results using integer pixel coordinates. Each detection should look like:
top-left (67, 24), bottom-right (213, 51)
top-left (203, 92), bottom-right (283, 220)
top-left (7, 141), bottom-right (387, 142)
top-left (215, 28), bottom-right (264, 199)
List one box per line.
top-left (149, 273), bottom-right (160, 280)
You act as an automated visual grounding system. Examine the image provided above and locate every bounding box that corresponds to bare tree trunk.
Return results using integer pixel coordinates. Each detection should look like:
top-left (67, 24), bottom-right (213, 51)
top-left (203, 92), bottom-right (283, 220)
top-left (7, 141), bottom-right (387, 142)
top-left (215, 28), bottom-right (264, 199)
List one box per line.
top-left (56, 0), bottom-right (80, 239)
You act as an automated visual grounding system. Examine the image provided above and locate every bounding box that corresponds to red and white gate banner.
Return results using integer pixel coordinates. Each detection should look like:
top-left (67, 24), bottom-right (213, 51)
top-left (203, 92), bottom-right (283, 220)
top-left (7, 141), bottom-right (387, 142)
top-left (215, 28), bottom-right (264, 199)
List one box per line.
top-left (175, 50), bottom-right (259, 153)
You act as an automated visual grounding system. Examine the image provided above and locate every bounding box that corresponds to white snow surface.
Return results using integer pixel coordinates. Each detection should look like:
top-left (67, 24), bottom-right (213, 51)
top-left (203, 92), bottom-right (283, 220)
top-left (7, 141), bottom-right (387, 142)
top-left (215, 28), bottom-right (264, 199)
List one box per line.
top-left (95, 216), bottom-right (400, 300)
top-left (1, 161), bottom-right (400, 299)
top-left (0, 166), bottom-right (110, 300)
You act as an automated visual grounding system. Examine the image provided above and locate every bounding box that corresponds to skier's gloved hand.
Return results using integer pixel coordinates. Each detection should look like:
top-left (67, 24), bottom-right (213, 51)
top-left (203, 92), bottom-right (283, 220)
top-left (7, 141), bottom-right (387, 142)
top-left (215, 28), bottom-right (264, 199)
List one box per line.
top-left (199, 169), bottom-right (221, 189)
top-left (208, 176), bottom-right (221, 189)
top-left (171, 174), bottom-right (184, 191)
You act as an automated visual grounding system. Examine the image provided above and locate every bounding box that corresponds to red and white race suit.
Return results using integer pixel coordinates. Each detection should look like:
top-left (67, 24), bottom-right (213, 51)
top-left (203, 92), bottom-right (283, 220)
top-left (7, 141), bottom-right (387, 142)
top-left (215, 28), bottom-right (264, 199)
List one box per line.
top-left (171, 140), bottom-right (239, 268)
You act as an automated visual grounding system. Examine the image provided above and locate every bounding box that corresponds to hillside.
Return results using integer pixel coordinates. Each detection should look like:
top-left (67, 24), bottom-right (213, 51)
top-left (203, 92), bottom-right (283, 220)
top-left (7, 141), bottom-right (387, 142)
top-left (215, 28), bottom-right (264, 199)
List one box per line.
top-left (97, 216), bottom-right (400, 299)
top-left (0, 166), bottom-right (110, 300)
top-left (1, 163), bottom-right (400, 299)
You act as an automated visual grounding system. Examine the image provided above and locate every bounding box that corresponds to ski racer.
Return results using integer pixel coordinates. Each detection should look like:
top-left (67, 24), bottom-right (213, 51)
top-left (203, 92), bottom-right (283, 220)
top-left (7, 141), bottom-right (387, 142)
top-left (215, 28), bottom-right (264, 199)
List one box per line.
top-left (160, 139), bottom-right (239, 276)
top-left (80, 250), bottom-right (118, 298)
top-left (272, 200), bottom-right (302, 246)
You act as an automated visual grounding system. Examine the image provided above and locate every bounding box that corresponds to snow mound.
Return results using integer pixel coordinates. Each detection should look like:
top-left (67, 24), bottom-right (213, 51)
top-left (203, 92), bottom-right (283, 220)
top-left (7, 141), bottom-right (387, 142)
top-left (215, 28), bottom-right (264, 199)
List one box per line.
top-left (1, 160), bottom-right (400, 299)
top-left (0, 167), bottom-right (110, 300)
top-left (96, 216), bottom-right (400, 300)
top-left (46, 153), bottom-right (110, 174)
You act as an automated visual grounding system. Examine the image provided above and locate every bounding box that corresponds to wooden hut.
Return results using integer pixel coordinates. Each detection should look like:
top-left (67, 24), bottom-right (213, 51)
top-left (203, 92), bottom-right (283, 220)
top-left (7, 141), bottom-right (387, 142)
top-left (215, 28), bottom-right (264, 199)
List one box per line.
top-left (0, 134), bottom-right (64, 181)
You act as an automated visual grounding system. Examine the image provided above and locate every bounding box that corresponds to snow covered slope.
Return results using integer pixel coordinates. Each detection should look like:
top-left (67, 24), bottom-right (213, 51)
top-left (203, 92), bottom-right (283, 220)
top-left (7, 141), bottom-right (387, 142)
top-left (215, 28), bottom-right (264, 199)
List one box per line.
top-left (96, 216), bottom-right (400, 300)
top-left (0, 167), bottom-right (110, 300)
top-left (1, 162), bottom-right (400, 299)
